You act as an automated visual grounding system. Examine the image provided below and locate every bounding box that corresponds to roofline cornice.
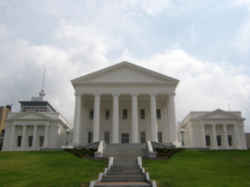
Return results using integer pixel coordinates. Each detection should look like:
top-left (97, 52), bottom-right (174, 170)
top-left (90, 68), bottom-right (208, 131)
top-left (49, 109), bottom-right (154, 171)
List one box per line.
top-left (71, 61), bottom-right (179, 86)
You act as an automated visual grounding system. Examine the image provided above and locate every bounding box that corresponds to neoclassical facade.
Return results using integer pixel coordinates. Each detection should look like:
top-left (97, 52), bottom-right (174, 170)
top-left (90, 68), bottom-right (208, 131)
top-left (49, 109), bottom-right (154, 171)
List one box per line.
top-left (179, 109), bottom-right (247, 150)
top-left (71, 62), bottom-right (179, 146)
top-left (2, 92), bottom-right (71, 151)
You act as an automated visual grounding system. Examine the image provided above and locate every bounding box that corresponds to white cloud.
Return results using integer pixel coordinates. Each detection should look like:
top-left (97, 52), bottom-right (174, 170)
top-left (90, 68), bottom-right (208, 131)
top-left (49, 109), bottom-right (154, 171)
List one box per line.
top-left (120, 49), bottom-right (250, 131)
top-left (0, 23), bottom-right (111, 126)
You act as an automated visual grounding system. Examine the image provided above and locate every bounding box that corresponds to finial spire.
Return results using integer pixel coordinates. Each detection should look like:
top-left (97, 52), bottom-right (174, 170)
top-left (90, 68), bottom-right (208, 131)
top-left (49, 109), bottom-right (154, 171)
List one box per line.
top-left (32, 67), bottom-right (46, 101)
top-left (39, 67), bottom-right (46, 99)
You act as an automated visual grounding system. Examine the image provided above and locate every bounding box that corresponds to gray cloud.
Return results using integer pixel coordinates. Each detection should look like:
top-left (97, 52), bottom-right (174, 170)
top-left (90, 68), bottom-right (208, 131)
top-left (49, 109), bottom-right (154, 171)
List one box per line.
top-left (0, 1), bottom-right (250, 131)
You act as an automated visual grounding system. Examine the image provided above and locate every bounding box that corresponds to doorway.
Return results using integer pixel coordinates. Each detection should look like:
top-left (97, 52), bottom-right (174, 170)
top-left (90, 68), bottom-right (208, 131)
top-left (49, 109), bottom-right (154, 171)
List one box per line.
top-left (121, 133), bottom-right (129, 144)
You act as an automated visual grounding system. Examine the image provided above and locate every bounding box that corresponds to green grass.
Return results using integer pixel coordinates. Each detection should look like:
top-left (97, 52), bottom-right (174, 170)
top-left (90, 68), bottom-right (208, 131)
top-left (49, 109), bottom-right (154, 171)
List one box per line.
top-left (144, 150), bottom-right (250, 187)
top-left (0, 151), bottom-right (106, 187)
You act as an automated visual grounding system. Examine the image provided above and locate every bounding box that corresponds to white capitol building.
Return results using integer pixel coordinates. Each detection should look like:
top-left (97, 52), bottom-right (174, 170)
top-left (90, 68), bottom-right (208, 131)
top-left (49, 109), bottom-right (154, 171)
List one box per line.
top-left (2, 61), bottom-right (248, 151)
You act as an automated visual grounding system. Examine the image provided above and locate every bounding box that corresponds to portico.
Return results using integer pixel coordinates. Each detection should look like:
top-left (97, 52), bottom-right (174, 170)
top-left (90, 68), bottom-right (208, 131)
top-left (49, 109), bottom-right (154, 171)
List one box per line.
top-left (71, 62), bottom-right (179, 146)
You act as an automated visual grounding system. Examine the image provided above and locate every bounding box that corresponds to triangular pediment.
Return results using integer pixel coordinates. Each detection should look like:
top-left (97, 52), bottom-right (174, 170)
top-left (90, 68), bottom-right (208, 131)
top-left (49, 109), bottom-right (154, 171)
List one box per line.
top-left (197, 109), bottom-right (243, 120)
top-left (72, 61), bottom-right (179, 85)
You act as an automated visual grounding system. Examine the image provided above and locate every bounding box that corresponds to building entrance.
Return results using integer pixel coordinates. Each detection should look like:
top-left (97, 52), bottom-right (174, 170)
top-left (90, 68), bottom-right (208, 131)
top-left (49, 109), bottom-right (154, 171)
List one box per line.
top-left (121, 133), bottom-right (129, 144)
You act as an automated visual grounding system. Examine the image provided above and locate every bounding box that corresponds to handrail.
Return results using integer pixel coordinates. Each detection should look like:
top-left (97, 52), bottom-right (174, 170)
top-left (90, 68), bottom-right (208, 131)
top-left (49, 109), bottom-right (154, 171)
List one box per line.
top-left (95, 140), bottom-right (105, 158)
top-left (137, 156), bottom-right (157, 187)
top-left (146, 141), bottom-right (157, 158)
top-left (147, 141), bottom-right (154, 152)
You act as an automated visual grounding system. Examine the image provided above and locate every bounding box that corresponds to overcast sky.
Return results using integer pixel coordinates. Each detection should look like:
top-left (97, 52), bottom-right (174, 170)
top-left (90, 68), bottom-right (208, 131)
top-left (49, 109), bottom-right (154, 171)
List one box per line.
top-left (0, 0), bottom-right (250, 131)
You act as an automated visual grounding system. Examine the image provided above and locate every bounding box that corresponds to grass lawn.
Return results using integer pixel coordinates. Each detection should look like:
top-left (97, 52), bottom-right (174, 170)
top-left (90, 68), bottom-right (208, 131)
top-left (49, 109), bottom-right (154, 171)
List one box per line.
top-left (0, 151), bottom-right (106, 187)
top-left (144, 150), bottom-right (250, 187)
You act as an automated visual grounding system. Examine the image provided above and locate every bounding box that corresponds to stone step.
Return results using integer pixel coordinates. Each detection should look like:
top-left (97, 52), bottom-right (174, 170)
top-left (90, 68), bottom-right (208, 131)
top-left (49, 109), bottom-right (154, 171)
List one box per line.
top-left (102, 175), bottom-right (146, 182)
top-left (107, 171), bottom-right (142, 175)
top-left (95, 182), bottom-right (151, 187)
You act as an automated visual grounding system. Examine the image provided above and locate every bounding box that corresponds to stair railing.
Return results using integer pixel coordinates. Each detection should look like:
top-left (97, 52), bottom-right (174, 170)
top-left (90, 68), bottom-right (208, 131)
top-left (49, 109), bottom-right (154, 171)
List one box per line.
top-left (146, 141), bottom-right (157, 158)
top-left (89, 156), bottom-right (114, 187)
top-left (137, 156), bottom-right (157, 187)
top-left (95, 140), bottom-right (105, 158)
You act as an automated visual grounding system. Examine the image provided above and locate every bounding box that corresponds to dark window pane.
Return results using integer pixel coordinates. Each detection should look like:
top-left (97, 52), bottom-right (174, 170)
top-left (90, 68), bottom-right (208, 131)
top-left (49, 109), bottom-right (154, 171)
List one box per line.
top-left (17, 136), bottom-right (22, 147)
top-left (158, 132), bottom-right (163, 143)
top-left (217, 135), bottom-right (222, 146)
top-left (140, 132), bottom-right (146, 143)
top-left (28, 136), bottom-right (33, 147)
top-left (39, 136), bottom-right (44, 147)
top-left (181, 132), bottom-right (184, 146)
top-left (122, 109), bottom-right (128, 120)
top-left (140, 109), bottom-right (145, 119)
top-left (105, 110), bottom-right (110, 120)
top-left (228, 135), bottom-right (233, 146)
top-left (88, 132), bottom-right (92, 144)
top-left (104, 131), bottom-right (110, 144)
top-left (157, 109), bottom-right (161, 119)
top-left (89, 109), bottom-right (94, 120)
top-left (205, 135), bottom-right (211, 146)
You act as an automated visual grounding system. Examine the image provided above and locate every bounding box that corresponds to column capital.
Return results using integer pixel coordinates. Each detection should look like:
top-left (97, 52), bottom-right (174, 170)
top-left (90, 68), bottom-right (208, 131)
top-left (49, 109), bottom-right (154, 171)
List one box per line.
top-left (94, 93), bottom-right (102, 97)
top-left (112, 93), bottom-right (120, 97)
top-left (131, 94), bottom-right (139, 97)
top-left (150, 93), bottom-right (157, 97)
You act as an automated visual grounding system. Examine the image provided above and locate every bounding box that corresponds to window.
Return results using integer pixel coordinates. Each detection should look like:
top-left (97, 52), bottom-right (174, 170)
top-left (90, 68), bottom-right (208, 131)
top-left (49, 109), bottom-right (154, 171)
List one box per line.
top-left (140, 109), bottom-right (145, 119)
top-left (88, 132), bottom-right (93, 144)
top-left (121, 133), bottom-right (129, 144)
top-left (217, 135), bottom-right (222, 146)
top-left (28, 136), bottom-right (33, 147)
top-left (122, 109), bottom-right (128, 120)
top-left (140, 132), bottom-right (146, 143)
top-left (89, 109), bottom-right (94, 120)
top-left (205, 135), bottom-right (211, 146)
top-left (228, 135), bottom-right (233, 146)
top-left (181, 132), bottom-right (185, 146)
top-left (104, 131), bottom-right (110, 144)
top-left (157, 109), bottom-right (161, 120)
top-left (105, 109), bottom-right (110, 120)
top-left (39, 136), bottom-right (44, 147)
top-left (17, 136), bottom-right (22, 147)
top-left (158, 132), bottom-right (163, 143)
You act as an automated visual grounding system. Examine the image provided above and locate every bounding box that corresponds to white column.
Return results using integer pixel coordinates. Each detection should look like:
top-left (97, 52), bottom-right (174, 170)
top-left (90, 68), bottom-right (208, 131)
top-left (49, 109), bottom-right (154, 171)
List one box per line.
top-left (93, 94), bottom-right (101, 142)
top-left (212, 124), bottom-right (217, 149)
top-left (73, 94), bottom-right (82, 146)
top-left (201, 123), bottom-right (206, 148)
top-left (10, 125), bottom-right (16, 150)
top-left (21, 126), bottom-right (27, 150)
top-left (167, 93), bottom-right (177, 144)
top-left (223, 124), bottom-right (229, 149)
top-left (32, 126), bottom-right (38, 150)
top-left (44, 125), bottom-right (49, 148)
top-left (239, 124), bottom-right (247, 150)
top-left (131, 95), bottom-right (139, 143)
top-left (234, 124), bottom-right (242, 149)
top-left (189, 125), bottom-right (193, 147)
top-left (150, 94), bottom-right (158, 142)
top-left (112, 94), bottom-right (119, 143)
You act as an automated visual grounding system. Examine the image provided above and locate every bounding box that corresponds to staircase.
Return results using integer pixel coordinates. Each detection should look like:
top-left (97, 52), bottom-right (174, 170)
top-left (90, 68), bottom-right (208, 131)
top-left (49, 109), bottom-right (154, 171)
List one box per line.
top-left (90, 144), bottom-right (156, 187)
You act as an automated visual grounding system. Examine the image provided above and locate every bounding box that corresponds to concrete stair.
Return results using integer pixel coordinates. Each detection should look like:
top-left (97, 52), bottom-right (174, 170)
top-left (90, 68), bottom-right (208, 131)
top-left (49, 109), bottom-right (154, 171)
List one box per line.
top-left (92, 144), bottom-right (154, 187)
